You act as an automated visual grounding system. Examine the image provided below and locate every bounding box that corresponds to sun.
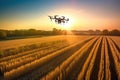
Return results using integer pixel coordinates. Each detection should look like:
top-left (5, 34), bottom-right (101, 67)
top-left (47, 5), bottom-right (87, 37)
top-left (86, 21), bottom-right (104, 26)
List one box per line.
top-left (61, 22), bottom-right (72, 30)
top-left (60, 16), bottom-right (74, 30)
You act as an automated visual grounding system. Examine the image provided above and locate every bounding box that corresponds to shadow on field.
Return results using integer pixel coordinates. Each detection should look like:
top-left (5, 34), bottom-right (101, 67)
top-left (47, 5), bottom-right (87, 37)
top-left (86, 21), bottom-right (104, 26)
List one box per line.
top-left (106, 38), bottom-right (118, 80)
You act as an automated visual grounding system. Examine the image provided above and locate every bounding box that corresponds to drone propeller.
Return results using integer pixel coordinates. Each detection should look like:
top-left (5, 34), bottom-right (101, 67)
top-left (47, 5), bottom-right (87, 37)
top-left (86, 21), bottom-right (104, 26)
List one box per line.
top-left (54, 15), bottom-right (58, 19)
top-left (61, 16), bottom-right (65, 19)
top-left (66, 18), bottom-right (69, 21)
top-left (48, 16), bottom-right (53, 21)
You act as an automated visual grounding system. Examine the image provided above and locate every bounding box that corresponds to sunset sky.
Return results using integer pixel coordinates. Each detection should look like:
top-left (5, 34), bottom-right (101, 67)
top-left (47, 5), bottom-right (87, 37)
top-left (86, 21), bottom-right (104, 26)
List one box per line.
top-left (0, 0), bottom-right (120, 30)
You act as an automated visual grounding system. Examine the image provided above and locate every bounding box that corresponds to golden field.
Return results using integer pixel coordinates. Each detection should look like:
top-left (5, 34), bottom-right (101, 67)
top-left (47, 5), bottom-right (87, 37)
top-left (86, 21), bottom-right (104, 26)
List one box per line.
top-left (0, 35), bottom-right (120, 80)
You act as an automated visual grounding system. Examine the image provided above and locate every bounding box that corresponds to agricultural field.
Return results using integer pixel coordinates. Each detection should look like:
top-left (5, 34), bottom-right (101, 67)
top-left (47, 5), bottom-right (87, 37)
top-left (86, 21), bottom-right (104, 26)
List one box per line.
top-left (0, 35), bottom-right (120, 80)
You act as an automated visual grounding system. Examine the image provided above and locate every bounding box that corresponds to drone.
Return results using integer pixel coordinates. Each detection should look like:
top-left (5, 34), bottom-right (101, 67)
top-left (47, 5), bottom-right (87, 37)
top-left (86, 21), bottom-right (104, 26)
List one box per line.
top-left (48, 15), bottom-right (69, 24)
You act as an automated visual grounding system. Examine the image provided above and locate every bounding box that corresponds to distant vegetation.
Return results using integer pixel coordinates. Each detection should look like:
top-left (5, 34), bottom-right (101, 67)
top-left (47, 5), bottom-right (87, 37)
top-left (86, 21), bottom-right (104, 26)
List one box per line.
top-left (70, 29), bottom-right (120, 36)
top-left (0, 28), bottom-right (120, 39)
top-left (0, 28), bottom-right (67, 39)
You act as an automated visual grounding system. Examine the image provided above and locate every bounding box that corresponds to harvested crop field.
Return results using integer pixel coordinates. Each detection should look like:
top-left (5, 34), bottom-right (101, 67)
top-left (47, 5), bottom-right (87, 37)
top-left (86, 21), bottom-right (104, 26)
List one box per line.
top-left (0, 35), bottom-right (120, 80)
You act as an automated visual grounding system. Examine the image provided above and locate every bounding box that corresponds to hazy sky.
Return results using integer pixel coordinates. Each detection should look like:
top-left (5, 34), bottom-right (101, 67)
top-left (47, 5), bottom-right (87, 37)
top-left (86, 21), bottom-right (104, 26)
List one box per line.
top-left (0, 0), bottom-right (120, 30)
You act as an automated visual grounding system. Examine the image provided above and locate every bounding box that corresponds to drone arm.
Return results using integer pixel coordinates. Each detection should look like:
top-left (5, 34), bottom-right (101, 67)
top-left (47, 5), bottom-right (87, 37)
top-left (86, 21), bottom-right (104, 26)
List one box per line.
top-left (48, 16), bottom-right (53, 21)
top-left (66, 18), bottom-right (69, 21)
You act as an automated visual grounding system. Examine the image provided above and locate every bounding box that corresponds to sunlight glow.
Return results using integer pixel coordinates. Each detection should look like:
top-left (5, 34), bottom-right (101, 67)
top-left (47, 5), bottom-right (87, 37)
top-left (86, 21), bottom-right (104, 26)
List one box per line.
top-left (60, 16), bottom-right (74, 30)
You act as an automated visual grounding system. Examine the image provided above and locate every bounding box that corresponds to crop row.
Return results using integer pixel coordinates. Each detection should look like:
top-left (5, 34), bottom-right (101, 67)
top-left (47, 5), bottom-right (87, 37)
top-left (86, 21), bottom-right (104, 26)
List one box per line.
top-left (107, 37), bottom-right (120, 79)
top-left (3, 37), bottom-right (94, 80)
top-left (0, 40), bottom-right (68, 58)
top-left (40, 36), bottom-right (120, 80)
top-left (0, 36), bottom-right (119, 80)
top-left (40, 37), bottom-right (99, 80)
top-left (16, 37), bottom-right (94, 80)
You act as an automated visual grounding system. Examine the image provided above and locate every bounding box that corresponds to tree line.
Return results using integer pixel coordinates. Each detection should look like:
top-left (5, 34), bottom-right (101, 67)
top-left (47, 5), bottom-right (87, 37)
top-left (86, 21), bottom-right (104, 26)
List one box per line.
top-left (0, 28), bottom-right (67, 39)
top-left (102, 29), bottom-right (120, 36)
top-left (0, 28), bottom-right (119, 39)
top-left (71, 29), bottom-right (120, 36)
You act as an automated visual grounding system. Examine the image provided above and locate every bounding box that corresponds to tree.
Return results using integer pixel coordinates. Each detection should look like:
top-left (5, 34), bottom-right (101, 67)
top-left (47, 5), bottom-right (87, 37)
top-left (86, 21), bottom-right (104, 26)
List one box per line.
top-left (110, 29), bottom-right (120, 36)
top-left (88, 30), bottom-right (95, 35)
top-left (95, 30), bottom-right (101, 35)
top-left (52, 28), bottom-right (67, 35)
top-left (27, 29), bottom-right (36, 36)
top-left (102, 29), bottom-right (109, 35)
top-left (52, 28), bottom-right (58, 35)
top-left (0, 31), bottom-right (7, 39)
top-left (7, 31), bottom-right (14, 37)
